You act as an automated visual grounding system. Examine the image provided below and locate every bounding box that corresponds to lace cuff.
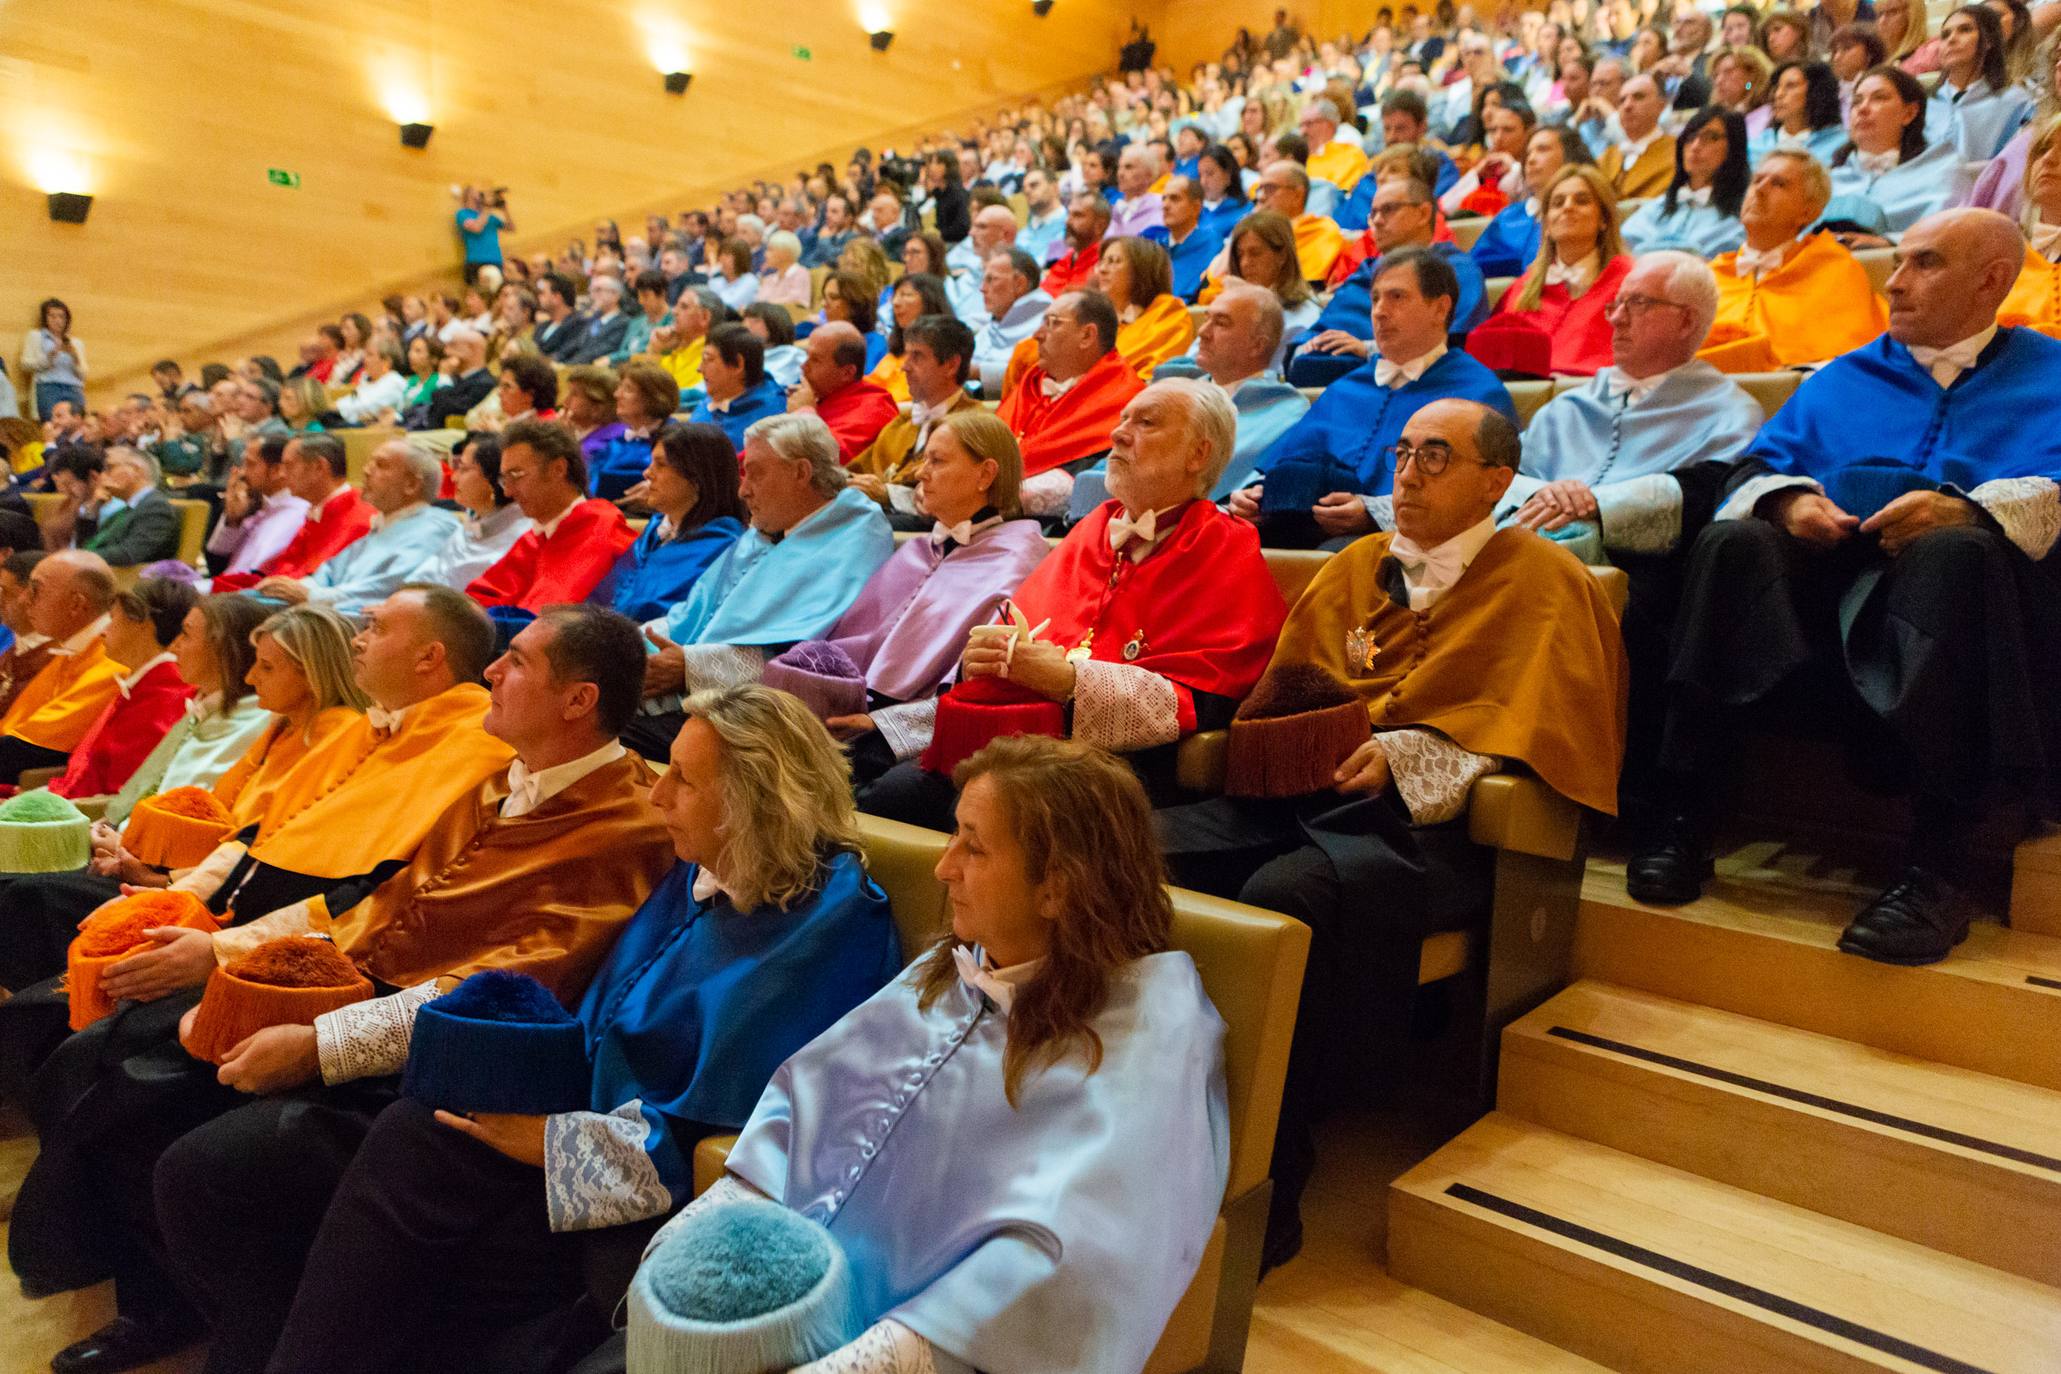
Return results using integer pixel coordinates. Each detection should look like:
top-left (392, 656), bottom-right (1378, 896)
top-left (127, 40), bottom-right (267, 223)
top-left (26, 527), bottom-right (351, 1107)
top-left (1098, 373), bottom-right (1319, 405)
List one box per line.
top-left (168, 841), bottom-right (247, 901)
top-left (681, 644), bottom-right (766, 692)
top-left (1072, 659), bottom-right (1181, 752)
top-left (1018, 469), bottom-right (1075, 517)
top-left (1374, 728), bottom-right (1501, 825)
top-left (315, 979), bottom-right (441, 1085)
top-left (1359, 493), bottom-right (1396, 531)
top-left (1716, 472), bottom-right (1820, 523)
top-left (213, 895), bottom-right (325, 964)
top-left (1968, 476), bottom-right (2061, 560)
top-left (873, 697), bottom-right (939, 761)
top-left (887, 483), bottom-right (922, 515)
top-left (1593, 473), bottom-right (1682, 554)
top-left (543, 1101), bottom-right (675, 1233)
top-left (794, 1320), bottom-right (954, 1374)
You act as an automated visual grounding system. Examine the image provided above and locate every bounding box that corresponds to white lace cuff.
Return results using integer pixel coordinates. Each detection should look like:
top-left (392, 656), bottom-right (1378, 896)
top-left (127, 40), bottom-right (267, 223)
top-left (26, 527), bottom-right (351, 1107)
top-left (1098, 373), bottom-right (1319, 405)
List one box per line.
top-left (315, 979), bottom-right (441, 1085)
top-left (887, 483), bottom-right (922, 515)
top-left (1359, 493), bottom-right (1396, 531)
top-left (793, 1320), bottom-right (954, 1374)
top-left (213, 896), bottom-right (322, 965)
top-left (1716, 472), bottom-right (1820, 523)
top-left (1072, 659), bottom-right (1181, 753)
top-left (1018, 469), bottom-right (1075, 517)
top-left (1374, 728), bottom-right (1501, 825)
top-left (1593, 473), bottom-right (1682, 554)
top-left (168, 841), bottom-right (247, 901)
top-left (543, 1101), bottom-right (674, 1233)
top-left (1968, 476), bottom-right (2061, 560)
top-left (642, 1174), bottom-right (765, 1262)
top-left (872, 697), bottom-right (939, 761)
top-left (643, 645), bottom-right (768, 715)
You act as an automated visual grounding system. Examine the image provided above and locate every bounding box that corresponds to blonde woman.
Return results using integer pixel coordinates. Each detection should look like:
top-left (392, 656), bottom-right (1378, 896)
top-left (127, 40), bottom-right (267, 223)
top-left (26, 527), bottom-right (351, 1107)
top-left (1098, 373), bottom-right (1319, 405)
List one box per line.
top-left (2000, 113), bottom-right (2061, 333)
top-left (1472, 162), bottom-right (1630, 376)
top-left (269, 684), bottom-right (904, 1374)
top-left (277, 375), bottom-right (330, 433)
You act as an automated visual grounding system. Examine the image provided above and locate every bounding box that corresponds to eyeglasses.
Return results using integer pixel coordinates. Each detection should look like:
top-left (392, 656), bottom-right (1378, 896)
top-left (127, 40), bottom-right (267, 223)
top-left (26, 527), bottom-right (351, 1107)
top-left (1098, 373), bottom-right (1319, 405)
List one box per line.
top-left (1388, 441), bottom-right (1485, 476)
top-left (1604, 292), bottom-right (1691, 318)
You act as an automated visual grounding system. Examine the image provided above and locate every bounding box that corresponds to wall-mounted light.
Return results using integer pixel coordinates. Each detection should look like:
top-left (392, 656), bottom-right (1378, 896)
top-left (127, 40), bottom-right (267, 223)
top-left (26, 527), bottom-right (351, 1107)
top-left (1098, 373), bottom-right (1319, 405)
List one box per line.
top-left (1032, 0), bottom-right (1054, 15)
top-left (662, 70), bottom-right (692, 94)
top-left (399, 122), bottom-right (435, 149)
top-left (46, 192), bottom-right (92, 224)
top-left (868, 29), bottom-right (894, 50)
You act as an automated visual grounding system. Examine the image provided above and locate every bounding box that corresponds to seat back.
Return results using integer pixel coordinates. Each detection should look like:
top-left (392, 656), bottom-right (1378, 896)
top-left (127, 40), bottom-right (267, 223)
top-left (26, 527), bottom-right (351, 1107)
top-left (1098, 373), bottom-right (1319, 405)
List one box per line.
top-left (1448, 216), bottom-right (1488, 250)
top-left (1735, 369), bottom-right (1802, 419)
top-left (340, 427), bottom-right (403, 484)
top-left (1507, 378), bottom-right (1555, 428)
top-left (1852, 246), bottom-right (1895, 296)
top-left (170, 498), bottom-right (208, 567)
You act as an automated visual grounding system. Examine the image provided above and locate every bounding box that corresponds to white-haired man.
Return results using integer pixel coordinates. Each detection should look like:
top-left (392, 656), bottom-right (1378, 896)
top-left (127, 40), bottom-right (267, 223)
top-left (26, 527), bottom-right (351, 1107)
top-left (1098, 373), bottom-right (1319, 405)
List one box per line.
top-left (256, 441), bottom-right (462, 617)
top-left (858, 378), bottom-right (1289, 831)
top-left (1107, 143), bottom-right (1166, 240)
top-left (568, 274), bottom-right (632, 364)
top-left (1301, 96), bottom-right (1371, 192)
top-left (628, 412), bottom-right (894, 758)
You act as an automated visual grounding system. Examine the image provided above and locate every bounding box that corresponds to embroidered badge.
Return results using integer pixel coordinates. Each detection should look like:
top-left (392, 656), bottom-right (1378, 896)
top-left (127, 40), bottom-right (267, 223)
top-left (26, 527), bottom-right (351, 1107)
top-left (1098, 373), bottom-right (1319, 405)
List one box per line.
top-left (1122, 630), bottom-right (1147, 661)
top-left (1345, 626), bottom-right (1380, 676)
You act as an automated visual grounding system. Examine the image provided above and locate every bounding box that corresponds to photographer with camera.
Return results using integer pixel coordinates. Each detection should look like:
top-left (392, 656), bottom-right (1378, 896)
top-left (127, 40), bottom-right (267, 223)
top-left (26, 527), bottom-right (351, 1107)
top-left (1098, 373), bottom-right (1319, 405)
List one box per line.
top-left (454, 185), bottom-right (516, 283)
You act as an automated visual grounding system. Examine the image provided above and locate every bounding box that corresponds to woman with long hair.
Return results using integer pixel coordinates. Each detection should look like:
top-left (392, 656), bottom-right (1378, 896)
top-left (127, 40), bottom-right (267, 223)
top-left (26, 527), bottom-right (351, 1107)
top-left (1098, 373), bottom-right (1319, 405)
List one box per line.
top-left (1202, 211), bottom-right (1321, 365)
top-left (1960, 35), bottom-right (2061, 218)
top-left (1095, 236), bottom-right (1199, 376)
top-left (600, 421), bottom-right (749, 623)
top-left (1876, 0), bottom-right (1943, 73)
top-left (1470, 124), bottom-right (1597, 278)
top-left (1748, 61), bottom-right (1851, 163)
top-left (1711, 44), bottom-right (1774, 119)
top-left (21, 298), bottom-right (86, 420)
top-left (1624, 107), bottom-right (1752, 256)
top-left (1926, 4), bottom-right (2036, 159)
top-left (1829, 65), bottom-right (1961, 237)
top-left (624, 733), bottom-right (1226, 1374)
top-left (1999, 113), bottom-right (2061, 333)
top-left (1470, 162), bottom-right (1631, 378)
top-left (267, 684), bottom-right (904, 1374)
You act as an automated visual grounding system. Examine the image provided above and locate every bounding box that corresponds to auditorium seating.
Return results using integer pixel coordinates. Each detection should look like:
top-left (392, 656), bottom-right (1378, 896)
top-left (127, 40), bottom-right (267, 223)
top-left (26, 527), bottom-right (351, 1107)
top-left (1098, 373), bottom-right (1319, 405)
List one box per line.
top-left (690, 812), bottom-right (1313, 1374)
top-left (20, 490), bottom-right (210, 582)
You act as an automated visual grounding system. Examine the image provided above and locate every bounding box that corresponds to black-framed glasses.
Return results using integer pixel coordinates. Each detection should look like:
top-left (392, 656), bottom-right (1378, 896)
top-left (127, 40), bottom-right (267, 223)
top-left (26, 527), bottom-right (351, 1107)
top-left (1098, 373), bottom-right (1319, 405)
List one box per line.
top-left (1604, 292), bottom-right (1692, 318)
top-left (1388, 440), bottom-right (1474, 475)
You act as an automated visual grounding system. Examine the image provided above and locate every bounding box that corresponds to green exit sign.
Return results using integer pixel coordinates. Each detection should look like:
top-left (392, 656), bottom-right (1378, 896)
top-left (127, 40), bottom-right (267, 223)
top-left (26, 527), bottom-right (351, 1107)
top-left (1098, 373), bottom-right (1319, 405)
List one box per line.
top-left (266, 168), bottom-right (301, 188)
top-left (791, 44), bottom-right (812, 60)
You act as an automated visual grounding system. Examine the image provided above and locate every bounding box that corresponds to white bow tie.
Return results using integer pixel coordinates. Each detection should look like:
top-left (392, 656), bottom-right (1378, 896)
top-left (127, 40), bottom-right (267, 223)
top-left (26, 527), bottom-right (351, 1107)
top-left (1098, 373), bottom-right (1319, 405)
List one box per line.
top-left (953, 944), bottom-right (1019, 1014)
top-left (183, 696), bottom-right (215, 723)
top-left (1374, 357), bottom-right (1428, 388)
top-left (1853, 149), bottom-right (1900, 177)
top-left (909, 398), bottom-right (949, 430)
top-left (366, 705), bottom-right (407, 737)
top-left (501, 758), bottom-right (544, 818)
top-left (1040, 374), bottom-right (1080, 400)
top-left (1599, 367), bottom-right (1656, 403)
top-left (706, 396), bottom-right (733, 414)
top-left (1907, 337), bottom-right (1988, 387)
top-left (2032, 222), bottom-right (2061, 262)
top-left (1544, 255), bottom-right (1597, 290)
top-left (1733, 242), bottom-right (1790, 278)
top-left (931, 518), bottom-right (977, 547)
top-left (1680, 185), bottom-right (1713, 207)
top-left (1389, 534), bottom-right (1462, 578)
top-left (1107, 506), bottom-right (1162, 553)
top-left (690, 866), bottom-right (736, 906)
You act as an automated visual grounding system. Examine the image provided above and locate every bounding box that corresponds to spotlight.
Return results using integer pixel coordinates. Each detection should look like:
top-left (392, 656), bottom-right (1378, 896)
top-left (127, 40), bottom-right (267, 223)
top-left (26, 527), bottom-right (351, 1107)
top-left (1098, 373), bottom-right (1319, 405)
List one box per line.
top-left (399, 121), bottom-right (434, 149)
top-left (868, 28), bottom-right (894, 51)
top-left (46, 192), bottom-right (92, 224)
top-left (1032, 0), bottom-right (1054, 14)
top-left (662, 70), bottom-right (692, 94)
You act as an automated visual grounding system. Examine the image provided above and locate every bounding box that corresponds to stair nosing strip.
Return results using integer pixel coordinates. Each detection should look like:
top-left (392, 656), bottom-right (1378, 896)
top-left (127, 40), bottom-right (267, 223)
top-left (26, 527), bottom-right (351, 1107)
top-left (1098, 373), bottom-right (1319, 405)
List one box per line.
top-left (1543, 1025), bottom-right (2061, 1174)
top-left (1440, 1181), bottom-right (1998, 1374)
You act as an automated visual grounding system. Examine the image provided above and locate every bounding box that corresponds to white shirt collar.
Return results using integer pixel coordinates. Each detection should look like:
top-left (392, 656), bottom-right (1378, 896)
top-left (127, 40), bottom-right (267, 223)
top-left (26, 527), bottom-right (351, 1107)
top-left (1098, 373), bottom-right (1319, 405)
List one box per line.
top-left (1544, 251), bottom-right (1601, 291)
top-left (1107, 503), bottom-right (1183, 561)
top-left (184, 690), bottom-right (224, 723)
top-left (466, 503), bottom-right (527, 540)
top-left (260, 489), bottom-right (305, 512)
top-left (116, 651), bottom-right (176, 697)
top-left (1388, 516), bottom-right (1498, 611)
top-left (369, 500), bottom-right (430, 534)
top-left (308, 485), bottom-right (350, 520)
top-left (501, 739), bottom-right (627, 819)
top-left (1374, 341), bottom-right (1448, 389)
top-left (12, 632), bottom-right (50, 652)
top-left (534, 498), bottom-right (581, 540)
top-left (1618, 128), bottom-right (1662, 162)
top-left (1600, 363), bottom-right (1677, 405)
top-left (1907, 324), bottom-right (1998, 389)
top-left (2031, 221), bottom-right (2061, 262)
top-left (952, 943), bottom-right (1044, 1014)
top-left (51, 615), bottom-right (110, 658)
top-left (1733, 238), bottom-right (1799, 279)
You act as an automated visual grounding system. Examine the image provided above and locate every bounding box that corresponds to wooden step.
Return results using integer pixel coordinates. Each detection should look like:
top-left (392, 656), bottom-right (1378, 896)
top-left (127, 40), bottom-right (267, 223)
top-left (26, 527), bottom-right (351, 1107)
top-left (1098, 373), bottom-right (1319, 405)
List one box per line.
top-left (1576, 858), bottom-right (2061, 1092)
top-left (1499, 981), bottom-right (2061, 1287)
top-left (2012, 827), bottom-right (2061, 939)
top-left (1247, 1270), bottom-right (1615, 1373)
top-left (1390, 1114), bottom-right (2061, 1374)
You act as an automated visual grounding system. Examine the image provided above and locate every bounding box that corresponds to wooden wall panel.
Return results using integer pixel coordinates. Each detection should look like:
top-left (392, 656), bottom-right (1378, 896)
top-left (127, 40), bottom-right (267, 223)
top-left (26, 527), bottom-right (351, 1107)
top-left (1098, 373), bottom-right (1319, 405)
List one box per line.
top-left (0, 0), bottom-right (1160, 401)
top-left (1150, 2), bottom-right (1382, 74)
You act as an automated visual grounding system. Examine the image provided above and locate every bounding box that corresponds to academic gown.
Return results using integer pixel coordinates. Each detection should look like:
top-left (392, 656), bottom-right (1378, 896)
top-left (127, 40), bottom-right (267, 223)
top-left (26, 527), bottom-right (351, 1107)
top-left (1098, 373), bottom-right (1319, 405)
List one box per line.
top-left (813, 378), bottom-right (902, 463)
top-left (1925, 78), bottom-right (2036, 161)
top-left (1699, 232), bottom-right (1890, 372)
top-left (1666, 328), bottom-right (2061, 813)
top-left (2000, 244), bottom-right (2061, 338)
top-left (467, 499), bottom-right (639, 613)
top-left (1253, 349), bottom-right (1517, 508)
top-left (995, 350), bottom-right (1148, 476)
top-left (1284, 244), bottom-right (1491, 388)
top-left (689, 378), bottom-right (789, 451)
top-left (1167, 225), bottom-right (1226, 299)
top-left (47, 659), bottom-right (195, 800)
top-left (0, 637), bottom-right (123, 756)
top-left (1469, 199), bottom-right (1542, 279)
top-left (1745, 122), bottom-right (1849, 167)
top-left (212, 487), bottom-right (374, 591)
top-left (301, 505), bottom-right (464, 617)
top-left (660, 488), bottom-right (895, 648)
top-left (1827, 142), bottom-right (1962, 234)
top-left (1074, 365), bottom-right (1311, 510)
top-left (588, 428), bottom-right (664, 504)
top-left (1116, 295), bottom-right (1200, 378)
top-left (596, 516), bottom-right (747, 625)
top-left (100, 694), bottom-right (273, 829)
top-left (723, 951), bottom-right (1228, 1374)
top-left (1336, 149), bottom-right (1460, 230)
top-left (1619, 198), bottom-right (1748, 259)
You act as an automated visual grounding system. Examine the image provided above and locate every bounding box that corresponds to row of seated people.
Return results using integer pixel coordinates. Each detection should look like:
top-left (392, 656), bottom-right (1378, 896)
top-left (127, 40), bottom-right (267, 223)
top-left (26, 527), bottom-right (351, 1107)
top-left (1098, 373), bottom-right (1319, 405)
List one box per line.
top-left (1, 205), bottom-right (2055, 1324)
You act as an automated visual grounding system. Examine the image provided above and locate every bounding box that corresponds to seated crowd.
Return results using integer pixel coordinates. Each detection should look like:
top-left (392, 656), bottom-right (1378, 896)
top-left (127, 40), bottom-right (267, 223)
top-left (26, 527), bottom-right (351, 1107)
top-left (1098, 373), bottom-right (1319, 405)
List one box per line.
top-left (4, 4), bottom-right (2061, 1371)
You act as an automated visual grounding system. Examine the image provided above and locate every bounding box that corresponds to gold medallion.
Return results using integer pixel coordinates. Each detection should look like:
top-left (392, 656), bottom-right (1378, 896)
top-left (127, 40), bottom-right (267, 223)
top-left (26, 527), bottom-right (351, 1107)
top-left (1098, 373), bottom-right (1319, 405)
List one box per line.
top-left (1345, 626), bottom-right (1379, 675)
top-left (1122, 630), bottom-right (1147, 661)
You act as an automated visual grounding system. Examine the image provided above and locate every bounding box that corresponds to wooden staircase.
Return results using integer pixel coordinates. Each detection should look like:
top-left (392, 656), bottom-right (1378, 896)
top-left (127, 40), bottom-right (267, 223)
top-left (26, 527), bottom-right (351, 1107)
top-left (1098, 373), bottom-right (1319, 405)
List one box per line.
top-left (1376, 846), bottom-right (2061, 1373)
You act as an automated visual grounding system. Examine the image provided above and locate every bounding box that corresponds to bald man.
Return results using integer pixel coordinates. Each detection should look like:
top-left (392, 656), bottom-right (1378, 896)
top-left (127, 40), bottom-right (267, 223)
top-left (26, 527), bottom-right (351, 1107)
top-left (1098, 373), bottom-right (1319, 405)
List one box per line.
top-left (1598, 74), bottom-right (1676, 199)
top-left (800, 321), bottom-right (900, 462)
top-left (0, 549), bottom-right (121, 782)
top-left (1634, 209), bottom-right (2061, 965)
top-left (947, 204), bottom-right (1023, 326)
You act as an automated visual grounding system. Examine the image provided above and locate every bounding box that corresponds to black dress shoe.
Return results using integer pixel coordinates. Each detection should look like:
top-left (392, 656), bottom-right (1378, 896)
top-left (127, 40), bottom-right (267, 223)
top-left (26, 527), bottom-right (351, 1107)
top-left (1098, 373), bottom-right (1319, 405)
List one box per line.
top-left (1258, 1203), bottom-right (1304, 1279)
top-left (1838, 867), bottom-right (1971, 966)
top-left (50, 1314), bottom-right (201, 1374)
top-left (1625, 816), bottom-right (1712, 906)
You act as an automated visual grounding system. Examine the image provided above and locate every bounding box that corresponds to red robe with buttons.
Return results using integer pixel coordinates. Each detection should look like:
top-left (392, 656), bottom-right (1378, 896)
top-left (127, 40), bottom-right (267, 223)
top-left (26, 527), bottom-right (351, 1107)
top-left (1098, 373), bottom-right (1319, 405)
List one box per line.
top-left (994, 350), bottom-right (1148, 477)
top-left (213, 487), bottom-right (375, 591)
top-left (812, 378), bottom-right (902, 463)
top-left (48, 659), bottom-right (195, 799)
top-left (468, 498), bottom-right (637, 613)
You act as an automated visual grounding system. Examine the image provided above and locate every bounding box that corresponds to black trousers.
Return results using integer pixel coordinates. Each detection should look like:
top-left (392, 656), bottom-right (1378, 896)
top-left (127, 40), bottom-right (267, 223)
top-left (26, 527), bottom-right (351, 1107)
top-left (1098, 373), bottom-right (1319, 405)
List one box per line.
top-left (1657, 518), bottom-right (2061, 854)
top-left (856, 758), bottom-right (963, 832)
top-left (0, 734), bottom-right (67, 785)
top-left (1156, 791), bottom-right (1492, 1221)
top-left (0, 868), bottom-right (122, 990)
top-left (621, 709), bottom-right (685, 763)
top-left (264, 1097), bottom-right (651, 1374)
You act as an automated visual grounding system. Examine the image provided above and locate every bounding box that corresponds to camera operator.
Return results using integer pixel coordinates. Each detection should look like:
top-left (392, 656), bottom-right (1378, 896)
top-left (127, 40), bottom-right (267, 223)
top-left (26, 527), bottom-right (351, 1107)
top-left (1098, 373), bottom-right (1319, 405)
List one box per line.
top-left (454, 185), bottom-right (516, 283)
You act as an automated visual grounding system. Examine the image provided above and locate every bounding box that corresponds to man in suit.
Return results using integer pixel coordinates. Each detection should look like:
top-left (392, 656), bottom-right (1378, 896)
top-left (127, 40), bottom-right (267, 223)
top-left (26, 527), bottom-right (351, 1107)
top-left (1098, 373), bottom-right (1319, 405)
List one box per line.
top-left (79, 447), bottom-right (180, 566)
top-left (1599, 75), bottom-right (1678, 201)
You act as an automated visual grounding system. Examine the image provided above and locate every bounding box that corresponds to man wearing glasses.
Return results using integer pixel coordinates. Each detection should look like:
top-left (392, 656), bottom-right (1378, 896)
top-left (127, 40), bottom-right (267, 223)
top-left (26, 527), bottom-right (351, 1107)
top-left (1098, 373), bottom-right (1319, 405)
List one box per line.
top-left (1502, 249), bottom-right (1765, 817)
top-left (1233, 248), bottom-right (1515, 548)
top-left (1161, 395), bottom-right (1627, 1273)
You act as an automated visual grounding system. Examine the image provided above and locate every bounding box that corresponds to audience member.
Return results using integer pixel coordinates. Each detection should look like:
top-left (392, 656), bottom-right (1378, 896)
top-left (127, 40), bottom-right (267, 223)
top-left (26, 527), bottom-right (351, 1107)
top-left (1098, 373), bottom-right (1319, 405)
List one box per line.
top-left (588, 363), bottom-right (676, 502)
top-left (994, 290), bottom-right (1148, 516)
top-left (688, 323), bottom-right (788, 449)
top-left (1042, 193), bottom-right (1112, 296)
top-left (333, 341), bottom-right (409, 426)
top-left (36, 575), bottom-right (195, 802)
top-left (0, 549), bottom-right (121, 784)
top-left (0, 551), bottom-right (54, 718)
top-left (1469, 163), bottom-right (1633, 378)
top-left (257, 443), bottom-right (459, 617)
top-left (1828, 66), bottom-right (1961, 237)
top-left (1098, 236), bottom-right (1198, 376)
top-left (869, 272), bottom-right (953, 404)
top-left (78, 448), bottom-right (180, 567)
top-left (411, 328), bottom-right (495, 431)
top-left (599, 423), bottom-right (748, 623)
top-left (532, 274), bottom-right (590, 363)
top-left (204, 437), bottom-right (306, 577)
top-left (1925, 5), bottom-right (2035, 160)
top-left (970, 248), bottom-right (1052, 396)
top-left (1748, 61), bottom-right (1851, 165)
top-left (1107, 143), bottom-right (1167, 239)
top-left (1599, 74), bottom-right (1678, 197)
top-left (799, 322), bottom-right (900, 462)
top-left (212, 435), bottom-right (372, 592)
top-left (850, 315), bottom-right (983, 526)
top-left (1016, 167), bottom-right (1069, 264)
top-left (1622, 108), bottom-right (1751, 257)
top-left (568, 275), bottom-right (633, 364)
top-left (741, 301), bottom-right (805, 390)
top-left (1161, 174), bottom-right (1228, 300)
top-left (468, 420), bottom-right (637, 615)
